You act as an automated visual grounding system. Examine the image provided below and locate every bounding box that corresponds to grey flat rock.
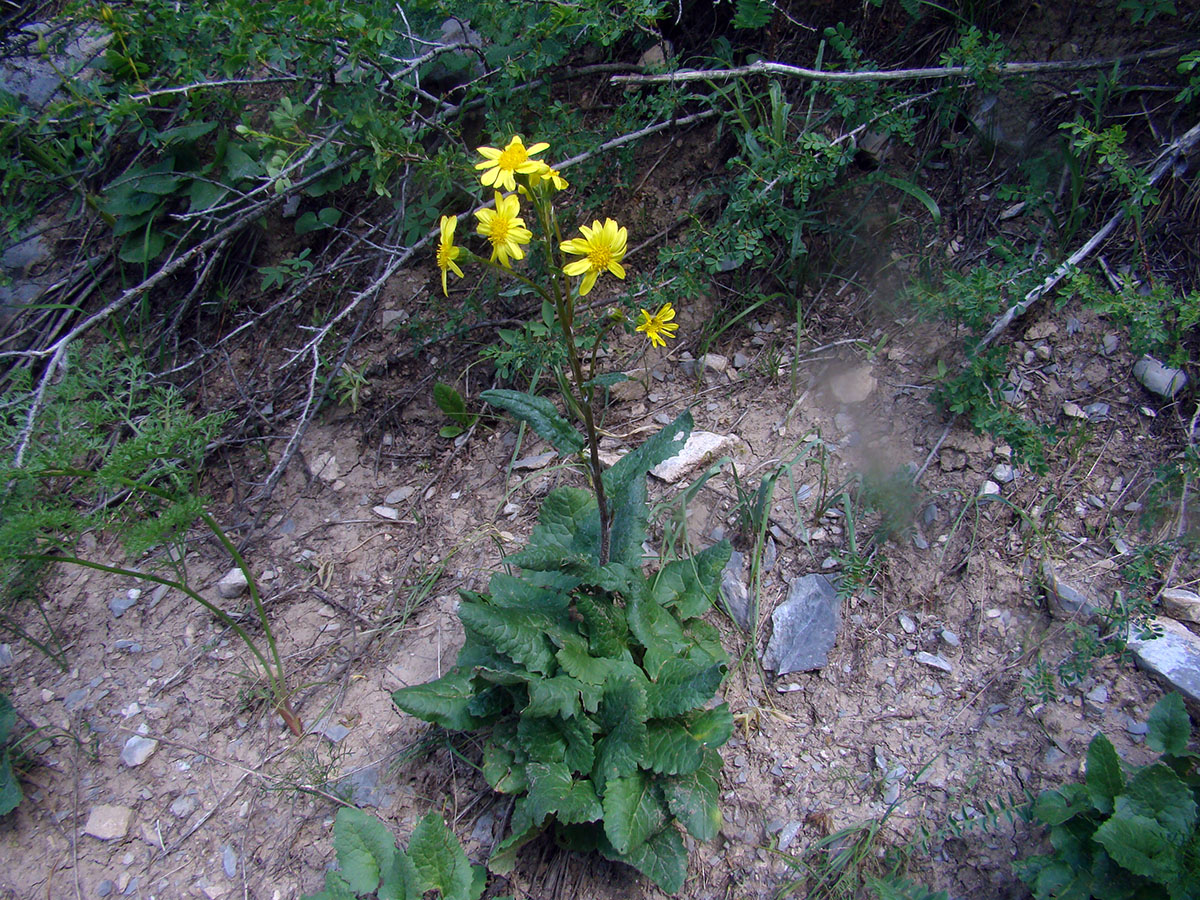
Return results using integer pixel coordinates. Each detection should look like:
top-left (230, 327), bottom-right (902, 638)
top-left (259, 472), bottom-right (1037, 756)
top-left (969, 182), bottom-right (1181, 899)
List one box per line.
top-left (83, 805), bottom-right (132, 841)
top-left (120, 735), bottom-right (159, 767)
top-left (1127, 617), bottom-right (1200, 709)
top-left (216, 568), bottom-right (248, 599)
top-left (719, 550), bottom-right (752, 630)
top-left (762, 574), bottom-right (840, 675)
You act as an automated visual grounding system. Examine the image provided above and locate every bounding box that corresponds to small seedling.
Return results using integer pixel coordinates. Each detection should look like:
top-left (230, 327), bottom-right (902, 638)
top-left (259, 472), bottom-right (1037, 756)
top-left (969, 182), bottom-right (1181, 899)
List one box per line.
top-left (433, 383), bottom-right (479, 438)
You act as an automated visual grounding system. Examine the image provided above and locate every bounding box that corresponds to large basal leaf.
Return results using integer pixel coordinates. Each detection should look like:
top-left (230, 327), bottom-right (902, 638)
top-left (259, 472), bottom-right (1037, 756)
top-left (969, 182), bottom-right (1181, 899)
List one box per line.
top-left (480, 389), bottom-right (585, 455)
top-left (603, 822), bottom-right (688, 894)
top-left (482, 741), bottom-right (529, 795)
top-left (518, 714), bottom-right (569, 764)
top-left (0, 749), bottom-right (21, 818)
top-left (647, 653), bottom-right (727, 719)
top-left (594, 676), bottom-right (649, 789)
top-left (331, 807), bottom-right (396, 895)
top-left (662, 761), bottom-right (722, 842)
top-left (458, 602), bottom-right (559, 675)
top-left (1120, 764), bottom-right (1197, 840)
top-left (643, 721), bottom-right (705, 776)
top-left (686, 703), bottom-right (734, 748)
top-left (488, 821), bottom-right (543, 875)
top-left (652, 541), bottom-right (731, 620)
top-left (574, 592), bottom-right (628, 659)
top-left (392, 668), bottom-right (488, 732)
top-left (488, 571), bottom-right (574, 614)
top-left (1093, 812), bottom-right (1178, 883)
top-left (1146, 693), bottom-right (1190, 756)
top-left (626, 591), bottom-right (688, 679)
top-left (556, 635), bottom-right (616, 687)
top-left (1084, 734), bottom-right (1124, 815)
top-left (601, 412), bottom-right (692, 568)
top-left (0, 693), bottom-right (14, 742)
top-left (525, 760), bottom-right (603, 825)
top-left (603, 771), bottom-right (668, 855)
top-left (1031, 783), bottom-right (1091, 827)
top-left (507, 487), bottom-right (600, 572)
top-left (407, 813), bottom-right (477, 900)
top-left (558, 713), bottom-right (599, 774)
top-left (526, 674), bottom-right (586, 720)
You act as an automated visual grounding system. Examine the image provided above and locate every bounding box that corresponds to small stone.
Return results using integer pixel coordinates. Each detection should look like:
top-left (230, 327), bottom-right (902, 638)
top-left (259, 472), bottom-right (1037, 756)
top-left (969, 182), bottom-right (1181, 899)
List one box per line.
top-left (64, 688), bottom-right (88, 712)
top-left (1085, 402), bottom-right (1110, 421)
top-left (915, 651), bottom-right (953, 674)
top-left (777, 821), bottom-right (803, 851)
top-left (979, 481), bottom-right (1001, 497)
top-left (40, 688), bottom-right (54, 703)
top-left (83, 805), bottom-right (132, 841)
top-left (700, 353), bottom-right (729, 374)
top-left (1034, 343), bottom-right (1052, 361)
top-left (170, 794), bottom-right (197, 818)
top-left (719, 551), bottom-right (753, 631)
top-left (384, 486), bottom-right (414, 505)
top-left (733, 351), bottom-right (750, 369)
top-left (222, 844), bottom-right (238, 878)
top-left (940, 628), bottom-right (960, 647)
top-left (0, 644), bottom-right (12, 667)
top-left (1125, 718), bottom-right (1149, 736)
top-left (1024, 321), bottom-right (1058, 341)
top-left (97, 880), bottom-right (114, 897)
top-left (992, 463), bottom-right (1015, 483)
top-left (651, 431), bottom-right (742, 483)
top-left (1085, 685), bottom-right (1108, 705)
top-left (512, 451), bottom-right (556, 470)
top-left (1062, 401), bottom-right (1087, 419)
top-left (120, 735), bottom-right (158, 767)
top-left (112, 640), bottom-right (141, 653)
top-left (898, 614), bottom-right (916, 634)
top-left (216, 568), bottom-right (248, 600)
top-left (1133, 356), bottom-right (1187, 399)
top-left (110, 592), bottom-right (139, 618)
top-left (762, 574), bottom-right (841, 675)
top-left (1041, 560), bottom-right (1098, 621)
top-left (371, 505), bottom-right (400, 520)
top-left (311, 452), bottom-right (339, 483)
top-left (1101, 333), bottom-right (1119, 356)
top-left (828, 366), bottom-right (876, 404)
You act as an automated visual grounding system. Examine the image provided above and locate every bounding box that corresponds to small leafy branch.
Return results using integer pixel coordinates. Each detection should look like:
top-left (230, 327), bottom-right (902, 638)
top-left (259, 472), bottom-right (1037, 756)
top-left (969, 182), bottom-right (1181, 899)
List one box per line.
top-left (301, 807), bottom-right (485, 900)
top-left (1015, 693), bottom-right (1200, 899)
top-left (0, 693), bottom-right (22, 816)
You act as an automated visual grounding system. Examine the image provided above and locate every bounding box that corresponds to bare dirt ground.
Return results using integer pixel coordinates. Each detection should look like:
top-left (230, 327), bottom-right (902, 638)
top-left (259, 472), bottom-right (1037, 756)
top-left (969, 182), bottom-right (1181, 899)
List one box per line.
top-left (0, 254), bottom-right (1183, 899)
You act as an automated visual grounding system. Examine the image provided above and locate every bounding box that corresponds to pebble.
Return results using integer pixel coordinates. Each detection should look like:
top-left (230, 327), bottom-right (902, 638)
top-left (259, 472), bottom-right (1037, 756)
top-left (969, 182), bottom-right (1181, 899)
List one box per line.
top-left (733, 351), bottom-right (750, 369)
top-left (992, 463), bottom-right (1015, 483)
top-left (940, 628), bottom-right (960, 647)
top-left (762, 574), bottom-right (841, 675)
top-left (222, 844), bottom-right (238, 878)
top-left (0, 644), bottom-right (12, 667)
top-left (1133, 355), bottom-right (1187, 398)
top-left (110, 590), bottom-right (140, 618)
top-left (83, 805), bottom-right (132, 841)
top-left (216, 568), bottom-right (248, 599)
top-left (828, 366), bottom-right (876, 404)
top-left (383, 486), bottom-right (414, 505)
top-left (1062, 401), bottom-right (1087, 419)
top-left (170, 794), bottom-right (197, 818)
top-left (898, 614), bottom-right (916, 634)
top-left (777, 821), bottom-right (803, 852)
top-left (1085, 402), bottom-right (1110, 421)
top-left (371, 505), bottom-right (400, 520)
top-left (1162, 588), bottom-right (1200, 625)
top-left (719, 550), bottom-right (753, 631)
top-left (1126, 617), bottom-right (1200, 706)
top-left (112, 640), bottom-right (141, 653)
top-left (915, 651), bottom-right (953, 674)
top-left (979, 480), bottom-right (1001, 497)
top-left (64, 688), bottom-right (88, 712)
top-left (97, 880), bottom-right (114, 897)
top-left (512, 451), bottom-right (556, 470)
top-left (1085, 685), bottom-right (1108, 705)
top-left (650, 431), bottom-right (741, 483)
top-left (120, 735), bottom-right (159, 767)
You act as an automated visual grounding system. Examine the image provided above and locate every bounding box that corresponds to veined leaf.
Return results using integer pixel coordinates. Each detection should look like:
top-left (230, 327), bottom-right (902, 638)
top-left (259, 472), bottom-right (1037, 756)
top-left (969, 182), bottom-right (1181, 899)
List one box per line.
top-left (519, 715), bottom-right (569, 764)
top-left (481, 389), bottom-right (585, 454)
top-left (652, 541), bottom-right (731, 620)
top-left (488, 571), bottom-right (573, 614)
top-left (526, 674), bottom-right (585, 720)
top-left (507, 487), bottom-right (600, 572)
top-left (686, 703), bottom-right (734, 748)
top-left (331, 807), bottom-right (395, 895)
top-left (526, 760), bottom-right (603, 825)
top-left (594, 676), bottom-right (649, 788)
top-left (482, 742), bottom-right (529, 795)
top-left (1032, 784), bottom-right (1091, 827)
top-left (1146, 693), bottom-right (1190, 756)
top-left (392, 668), bottom-right (488, 731)
top-left (434, 383), bottom-right (470, 425)
top-left (458, 602), bottom-right (559, 675)
top-left (1120, 764), bottom-right (1197, 840)
top-left (603, 771), bottom-right (668, 855)
top-left (601, 822), bottom-right (687, 894)
top-left (627, 591), bottom-right (688, 679)
top-left (574, 592), bottom-right (628, 659)
top-left (643, 720), bottom-right (705, 775)
top-left (407, 813), bottom-right (476, 900)
top-left (556, 635), bottom-right (615, 686)
top-left (663, 758), bottom-right (722, 841)
top-left (488, 821), bottom-right (543, 875)
top-left (1084, 734), bottom-right (1123, 814)
top-left (1094, 812), bottom-right (1178, 883)
top-left (559, 713), bottom-right (599, 774)
top-left (647, 653), bottom-right (727, 718)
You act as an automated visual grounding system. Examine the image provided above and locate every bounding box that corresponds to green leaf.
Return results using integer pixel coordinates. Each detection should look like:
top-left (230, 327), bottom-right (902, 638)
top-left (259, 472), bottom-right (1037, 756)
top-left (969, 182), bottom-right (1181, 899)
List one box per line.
top-left (1094, 812), bottom-right (1178, 883)
top-left (1085, 734), bottom-right (1124, 814)
top-left (488, 572), bottom-right (573, 614)
top-left (556, 635), bottom-right (615, 685)
top-left (1031, 785), bottom-right (1092, 827)
top-left (526, 674), bottom-right (584, 720)
top-left (647, 653), bottom-right (726, 718)
top-left (662, 763), bottom-right (722, 842)
top-left (0, 749), bottom-right (21, 817)
top-left (378, 843), bottom-right (418, 900)
top-left (594, 676), bottom-right (649, 789)
top-left (686, 704), bottom-right (734, 748)
top-left (119, 227), bottom-right (167, 264)
top-left (558, 714), bottom-right (599, 773)
top-left (0, 694), bottom-right (14, 742)
top-left (482, 742), bottom-right (529, 795)
top-left (189, 178), bottom-right (229, 212)
top-left (1121, 763), bottom-right (1197, 840)
top-left (573, 592), bottom-right (628, 659)
top-left (603, 771), bottom-right (668, 855)
top-left (481, 389), bottom-right (585, 455)
top-left (158, 120), bottom-right (217, 144)
top-left (331, 807), bottom-right (396, 894)
top-left (407, 813), bottom-right (476, 900)
top-left (301, 868), bottom-right (358, 900)
top-left (604, 823), bottom-right (688, 894)
top-left (518, 715), bottom-right (568, 764)
top-left (488, 822), bottom-right (543, 875)
top-left (1146, 693), bottom-right (1190, 755)
top-left (525, 760), bottom-right (603, 825)
top-left (644, 720), bottom-right (705, 775)
top-left (601, 412), bottom-right (692, 568)
top-left (652, 541), bottom-right (731, 620)
top-left (392, 668), bottom-right (489, 731)
top-left (507, 487), bottom-right (600, 572)
top-left (434, 383), bottom-right (469, 424)
top-left (626, 591), bottom-right (689, 679)
top-left (458, 602), bottom-right (559, 675)
top-left (873, 172), bottom-right (942, 223)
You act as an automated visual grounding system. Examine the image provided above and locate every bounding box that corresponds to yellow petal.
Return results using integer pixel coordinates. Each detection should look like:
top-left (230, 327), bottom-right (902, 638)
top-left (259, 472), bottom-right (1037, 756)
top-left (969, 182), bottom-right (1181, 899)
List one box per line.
top-left (579, 270), bottom-right (598, 296)
top-left (563, 258), bottom-right (591, 276)
top-left (609, 261), bottom-right (626, 280)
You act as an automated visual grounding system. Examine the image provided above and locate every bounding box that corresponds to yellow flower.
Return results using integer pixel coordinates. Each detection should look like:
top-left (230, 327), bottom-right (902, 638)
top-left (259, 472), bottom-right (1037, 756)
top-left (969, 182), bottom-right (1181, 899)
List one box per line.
top-left (475, 136), bottom-right (550, 192)
top-left (435, 214), bottom-right (464, 296)
top-left (636, 303), bottom-right (678, 348)
top-left (560, 218), bottom-right (627, 296)
top-left (533, 161), bottom-right (569, 191)
top-left (474, 192), bottom-right (533, 268)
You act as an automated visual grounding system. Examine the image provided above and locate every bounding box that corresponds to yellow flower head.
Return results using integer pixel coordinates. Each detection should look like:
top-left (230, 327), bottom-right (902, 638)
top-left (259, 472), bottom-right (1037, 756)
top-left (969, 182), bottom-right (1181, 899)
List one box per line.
top-left (475, 136), bottom-right (550, 192)
top-left (636, 303), bottom-right (678, 348)
top-left (533, 161), bottom-right (569, 192)
top-left (560, 218), bottom-right (627, 296)
top-left (474, 192), bottom-right (533, 268)
top-left (435, 214), bottom-right (464, 296)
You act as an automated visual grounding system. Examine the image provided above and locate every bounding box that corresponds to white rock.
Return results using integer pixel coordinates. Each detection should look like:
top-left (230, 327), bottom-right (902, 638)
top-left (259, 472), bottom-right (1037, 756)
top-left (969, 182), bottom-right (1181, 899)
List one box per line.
top-left (992, 463), bottom-right (1015, 483)
top-left (979, 481), bottom-right (1001, 497)
top-left (383, 486), bottom-right (414, 505)
top-left (915, 651), bottom-right (953, 674)
top-left (372, 505), bottom-right (400, 521)
top-left (216, 568), bottom-right (248, 599)
top-left (310, 451), bottom-right (339, 483)
top-left (120, 735), bottom-right (159, 767)
top-left (828, 366), bottom-right (876, 404)
top-left (1127, 616), bottom-right (1200, 709)
top-left (1062, 401), bottom-right (1087, 419)
top-left (1133, 356), bottom-right (1187, 399)
top-left (512, 451), bottom-right (556, 470)
top-left (83, 805), bottom-right (132, 840)
top-left (650, 432), bottom-right (741, 483)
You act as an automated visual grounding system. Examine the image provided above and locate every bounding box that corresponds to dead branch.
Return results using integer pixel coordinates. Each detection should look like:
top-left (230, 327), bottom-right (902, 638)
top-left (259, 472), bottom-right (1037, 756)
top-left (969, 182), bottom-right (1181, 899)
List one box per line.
top-left (974, 118), bottom-right (1200, 354)
top-left (610, 43), bottom-right (1195, 87)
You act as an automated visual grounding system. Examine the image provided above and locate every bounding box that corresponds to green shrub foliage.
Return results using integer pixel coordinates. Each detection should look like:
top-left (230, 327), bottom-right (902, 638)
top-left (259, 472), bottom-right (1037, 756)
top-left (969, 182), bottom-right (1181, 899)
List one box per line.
top-left (393, 412), bottom-right (731, 893)
top-left (1015, 693), bottom-right (1200, 900)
